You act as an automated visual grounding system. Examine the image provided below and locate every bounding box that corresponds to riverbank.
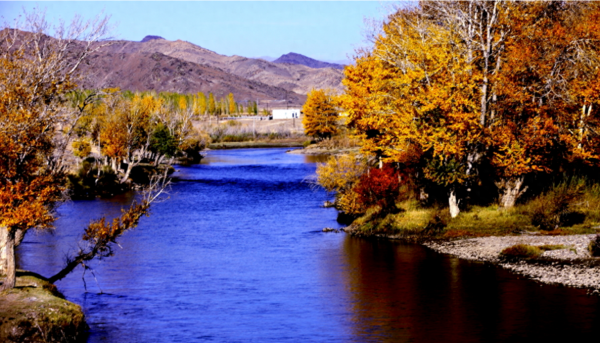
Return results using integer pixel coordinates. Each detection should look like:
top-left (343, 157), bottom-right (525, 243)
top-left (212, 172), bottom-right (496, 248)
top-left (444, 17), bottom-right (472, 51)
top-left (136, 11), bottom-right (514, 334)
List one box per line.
top-left (426, 234), bottom-right (600, 292)
top-left (0, 271), bottom-right (87, 342)
top-left (208, 138), bottom-right (305, 149)
top-left (287, 145), bottom-right (360, 156)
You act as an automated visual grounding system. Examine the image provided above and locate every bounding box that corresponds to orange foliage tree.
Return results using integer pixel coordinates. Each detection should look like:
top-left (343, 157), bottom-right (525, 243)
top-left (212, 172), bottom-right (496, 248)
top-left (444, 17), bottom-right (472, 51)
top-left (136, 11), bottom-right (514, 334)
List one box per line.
top-left (341, 1), bottom-right (600, 216)
top-left (0, 13), bottom-right (167, 291)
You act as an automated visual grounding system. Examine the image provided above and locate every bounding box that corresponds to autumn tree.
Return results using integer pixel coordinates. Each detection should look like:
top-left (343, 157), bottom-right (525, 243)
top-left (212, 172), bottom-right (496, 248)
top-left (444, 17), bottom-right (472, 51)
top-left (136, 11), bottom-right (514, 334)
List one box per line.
top-left (302, 89), bottom-right (339, 141)
top-left (228, 93), bottom-right (236, 115)
top-left (342, 5), bottom-right (486, 217)
top-left (194, 92), bottom-right (207, 116)
top-left (208, 92), bottom-right (216, 115)
top-left (0, 11), bottom-right (113, 290)
top-left (0, 12), bottom-right (169, 291)
top-left (316, 153), bottom-right (369, 215)
top-left (97, 92), bottom-right (158, 183)
top-left (490, 1), bottom-right (600, 207)
top-left (341, 1), bottom-right (600, 216)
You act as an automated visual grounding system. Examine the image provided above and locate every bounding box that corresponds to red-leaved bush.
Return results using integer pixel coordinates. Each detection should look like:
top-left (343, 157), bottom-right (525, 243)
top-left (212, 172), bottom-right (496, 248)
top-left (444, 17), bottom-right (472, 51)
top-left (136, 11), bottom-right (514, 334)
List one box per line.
top-left (353, 165), bottom-right (402, 213)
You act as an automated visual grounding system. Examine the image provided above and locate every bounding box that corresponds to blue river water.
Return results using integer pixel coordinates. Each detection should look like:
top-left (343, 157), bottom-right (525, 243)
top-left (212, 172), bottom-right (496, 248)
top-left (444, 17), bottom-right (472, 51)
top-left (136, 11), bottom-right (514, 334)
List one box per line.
top-left (16, 148), bottom-right (600, 342)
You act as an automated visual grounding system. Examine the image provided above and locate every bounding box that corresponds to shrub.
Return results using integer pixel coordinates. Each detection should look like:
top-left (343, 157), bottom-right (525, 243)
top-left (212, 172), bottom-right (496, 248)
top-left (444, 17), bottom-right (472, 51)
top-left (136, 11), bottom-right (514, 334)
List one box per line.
top-left (336, 186), bottom-right (365, 215)
top-left (353, 165), bottom-right (401, 214)
top-left (527, 179), bottom-right (586, 230)
top-left (589, 235), bottom-right (600, 257)
top-left (316, 153), bottom-right (368, 193)
top-left (500, 244), bottom-right (543, 259)
top-left (500, 244), bottom-right (568, 260)
top-left (422, 209), bottom-right (449, 235)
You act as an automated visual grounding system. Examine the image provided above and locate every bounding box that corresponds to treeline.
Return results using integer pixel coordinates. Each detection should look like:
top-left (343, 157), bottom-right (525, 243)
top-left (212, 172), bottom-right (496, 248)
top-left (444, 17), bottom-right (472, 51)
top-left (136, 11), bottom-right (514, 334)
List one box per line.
top-left (133, 90), bottom-right (261, 116)
top-left (321, 1), bottom-right (600, 221)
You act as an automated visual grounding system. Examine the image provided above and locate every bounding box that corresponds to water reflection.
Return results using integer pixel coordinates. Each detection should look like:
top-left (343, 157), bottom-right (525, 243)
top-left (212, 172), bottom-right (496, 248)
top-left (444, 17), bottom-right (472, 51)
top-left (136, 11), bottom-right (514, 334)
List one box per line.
top-left (338, 237), bottom-right (600, 342)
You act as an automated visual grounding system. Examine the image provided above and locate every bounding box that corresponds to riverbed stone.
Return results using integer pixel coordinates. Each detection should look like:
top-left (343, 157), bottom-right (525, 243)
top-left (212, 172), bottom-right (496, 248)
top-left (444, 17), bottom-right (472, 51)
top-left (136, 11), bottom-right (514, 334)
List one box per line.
top-left (0, 271), bottom-right (87, 342)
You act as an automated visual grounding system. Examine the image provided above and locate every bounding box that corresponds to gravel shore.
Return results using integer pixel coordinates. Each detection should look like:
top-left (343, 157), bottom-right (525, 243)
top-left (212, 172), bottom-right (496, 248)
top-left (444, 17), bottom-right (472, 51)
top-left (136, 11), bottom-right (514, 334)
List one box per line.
top-left (425, 234), bottom-right (600, 292)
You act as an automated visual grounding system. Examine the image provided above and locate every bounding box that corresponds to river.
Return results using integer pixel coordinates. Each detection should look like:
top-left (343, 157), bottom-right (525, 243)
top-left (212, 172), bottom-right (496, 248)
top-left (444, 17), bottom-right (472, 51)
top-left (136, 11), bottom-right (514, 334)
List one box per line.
top-left (16, 148), bottom-right (600, 342)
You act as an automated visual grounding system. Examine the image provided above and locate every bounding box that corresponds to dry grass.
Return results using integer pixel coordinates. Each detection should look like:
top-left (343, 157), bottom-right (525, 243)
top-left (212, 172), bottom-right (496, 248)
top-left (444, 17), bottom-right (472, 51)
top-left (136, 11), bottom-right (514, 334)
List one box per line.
top-left (195, 118), bottom-right (307, 143)
top-left (314, 135), bottom-right (360, 150)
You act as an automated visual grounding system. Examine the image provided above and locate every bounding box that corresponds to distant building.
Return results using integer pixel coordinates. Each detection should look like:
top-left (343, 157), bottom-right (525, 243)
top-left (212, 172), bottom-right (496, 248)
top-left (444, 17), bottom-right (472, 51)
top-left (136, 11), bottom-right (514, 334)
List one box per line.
top-left (272, 109), bottom-right (302, 119)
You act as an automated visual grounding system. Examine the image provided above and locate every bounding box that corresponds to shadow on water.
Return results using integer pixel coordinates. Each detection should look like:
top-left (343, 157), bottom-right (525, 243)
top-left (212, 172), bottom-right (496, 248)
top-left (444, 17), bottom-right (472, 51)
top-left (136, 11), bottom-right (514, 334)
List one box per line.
top-left (15, 148), bottom-right (600, 342)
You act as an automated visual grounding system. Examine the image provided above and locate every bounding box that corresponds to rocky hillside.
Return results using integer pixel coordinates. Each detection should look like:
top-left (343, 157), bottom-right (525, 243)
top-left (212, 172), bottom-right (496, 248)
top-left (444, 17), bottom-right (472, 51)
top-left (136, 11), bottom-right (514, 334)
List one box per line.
top-left (78, 50), bottom-right (306, 105)
top-left (97, 37), bottom-right (344, 96)
top-left (274, 52), bottom-right (345, 70)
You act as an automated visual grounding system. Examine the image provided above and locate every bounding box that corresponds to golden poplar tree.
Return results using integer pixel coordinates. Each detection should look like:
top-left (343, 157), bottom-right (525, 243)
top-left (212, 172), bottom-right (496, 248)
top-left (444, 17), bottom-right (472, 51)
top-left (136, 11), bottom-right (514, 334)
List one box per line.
top-left (197, 92), bottom-right (207, 115)
top-left (208, 93), bottom-right (216, 115)
top-left (302, 89), bottom-right (339, 140)
top-left (228, 93), bottom-right (236, 115)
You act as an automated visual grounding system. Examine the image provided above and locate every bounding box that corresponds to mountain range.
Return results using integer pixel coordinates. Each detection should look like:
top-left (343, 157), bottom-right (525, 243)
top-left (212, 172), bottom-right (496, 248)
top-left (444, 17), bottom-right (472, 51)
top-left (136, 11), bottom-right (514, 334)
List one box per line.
top-left (74, 35), bottom-right (346, 106)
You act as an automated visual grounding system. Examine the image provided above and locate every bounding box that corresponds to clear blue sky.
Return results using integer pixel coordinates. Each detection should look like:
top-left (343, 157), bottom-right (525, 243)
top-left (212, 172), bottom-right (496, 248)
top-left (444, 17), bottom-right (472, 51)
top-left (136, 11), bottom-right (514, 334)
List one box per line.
top-left (0, 1), bottom-right (395, 64)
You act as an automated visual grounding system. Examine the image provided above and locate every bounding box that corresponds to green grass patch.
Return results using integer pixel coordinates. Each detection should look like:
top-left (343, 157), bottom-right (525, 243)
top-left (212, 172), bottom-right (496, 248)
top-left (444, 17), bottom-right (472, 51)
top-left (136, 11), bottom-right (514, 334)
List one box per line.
top-left (346, 177), bottom-right (600, 240)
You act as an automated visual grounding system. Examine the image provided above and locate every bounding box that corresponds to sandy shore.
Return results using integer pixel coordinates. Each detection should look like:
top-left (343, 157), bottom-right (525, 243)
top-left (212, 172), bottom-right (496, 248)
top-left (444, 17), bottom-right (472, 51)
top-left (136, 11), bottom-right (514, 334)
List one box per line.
top-left (425, 234), bottom-right (600, 293)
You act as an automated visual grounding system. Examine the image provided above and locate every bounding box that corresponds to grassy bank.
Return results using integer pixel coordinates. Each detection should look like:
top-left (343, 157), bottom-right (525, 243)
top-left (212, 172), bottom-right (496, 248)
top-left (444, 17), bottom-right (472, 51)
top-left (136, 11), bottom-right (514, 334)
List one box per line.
top-left (0, 271), bottom-right (87, 342)
top-left (345, 180), bottom-right (600, 242)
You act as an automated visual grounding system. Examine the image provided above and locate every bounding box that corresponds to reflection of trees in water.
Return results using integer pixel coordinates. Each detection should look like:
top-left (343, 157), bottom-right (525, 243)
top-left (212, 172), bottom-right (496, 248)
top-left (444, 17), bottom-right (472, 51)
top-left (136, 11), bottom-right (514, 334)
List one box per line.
top-left (337, 237), bottom-right (600, 342)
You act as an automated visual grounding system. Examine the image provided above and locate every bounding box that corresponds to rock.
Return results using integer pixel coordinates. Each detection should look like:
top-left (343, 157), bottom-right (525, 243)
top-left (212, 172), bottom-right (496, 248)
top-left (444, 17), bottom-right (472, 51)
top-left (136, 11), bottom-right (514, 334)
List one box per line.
top-left (0, 271), bottom-right (88, 343)
top-left (322, 227), bottom-right (339, 233)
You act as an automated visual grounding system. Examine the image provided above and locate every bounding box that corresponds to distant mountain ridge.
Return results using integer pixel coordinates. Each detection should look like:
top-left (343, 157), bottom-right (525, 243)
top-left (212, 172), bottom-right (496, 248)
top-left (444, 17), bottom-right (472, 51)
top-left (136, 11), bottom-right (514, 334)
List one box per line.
top-left (141, 35), bottom-right (165, 42)
top-left (274, 52), bottom-right (345, 70)
top-left (98, 37), bottom-right (344, 96)
top-left (8, 30), bottom-right (344, 106)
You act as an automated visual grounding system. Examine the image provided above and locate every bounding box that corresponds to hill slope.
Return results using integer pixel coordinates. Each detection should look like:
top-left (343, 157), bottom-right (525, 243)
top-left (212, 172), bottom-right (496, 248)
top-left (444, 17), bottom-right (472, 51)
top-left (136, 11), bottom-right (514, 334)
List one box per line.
top-left (78, 50), bottom-right (306, 105)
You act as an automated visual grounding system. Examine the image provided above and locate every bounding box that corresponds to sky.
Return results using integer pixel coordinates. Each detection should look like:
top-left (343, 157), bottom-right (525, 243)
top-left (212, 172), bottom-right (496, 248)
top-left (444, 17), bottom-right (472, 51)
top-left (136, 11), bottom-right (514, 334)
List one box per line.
top-left (0, 1), bottom-right (397, 64)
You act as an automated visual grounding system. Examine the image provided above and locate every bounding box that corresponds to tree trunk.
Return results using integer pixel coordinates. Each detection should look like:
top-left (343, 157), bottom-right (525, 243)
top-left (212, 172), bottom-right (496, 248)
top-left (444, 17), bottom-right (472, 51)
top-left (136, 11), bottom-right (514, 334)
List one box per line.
top-left (14, 228), bottom-right (25, 247)
top-left (497, 176), bottom-right (527, 209)
top-left (111, 158), bottom-right (118, 173)
top-left (0, 227), bottom-right (6, 276)
top-left (449, 189), bottom-right (460, 218)
top-left (0, 229), bottom-right (16, 291)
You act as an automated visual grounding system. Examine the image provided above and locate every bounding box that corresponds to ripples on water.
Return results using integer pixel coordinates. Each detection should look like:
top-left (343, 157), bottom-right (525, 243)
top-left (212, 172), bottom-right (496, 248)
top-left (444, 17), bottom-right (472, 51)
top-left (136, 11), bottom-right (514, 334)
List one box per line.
top-left (17, 148), bottom-right (600, 342)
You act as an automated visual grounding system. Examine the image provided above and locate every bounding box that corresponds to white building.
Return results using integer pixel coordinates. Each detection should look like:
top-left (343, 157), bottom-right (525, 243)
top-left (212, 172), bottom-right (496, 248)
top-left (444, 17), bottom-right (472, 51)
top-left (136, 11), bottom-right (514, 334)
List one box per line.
top-left (272, 108), bottom-right (302, 119)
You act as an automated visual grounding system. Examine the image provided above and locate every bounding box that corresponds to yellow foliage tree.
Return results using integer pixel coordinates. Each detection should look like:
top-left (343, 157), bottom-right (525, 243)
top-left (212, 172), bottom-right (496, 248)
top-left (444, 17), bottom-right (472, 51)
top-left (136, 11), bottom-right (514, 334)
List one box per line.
top-left (302, 89), bottom-right (339, 140)
top-left (228, 93), bottom-right (236, 115)
top-left (208, 93), bottom-right (216, 115)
